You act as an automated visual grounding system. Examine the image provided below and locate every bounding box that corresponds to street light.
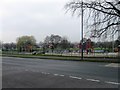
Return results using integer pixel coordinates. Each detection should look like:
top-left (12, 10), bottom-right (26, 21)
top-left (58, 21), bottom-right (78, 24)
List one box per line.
top-left (112, 34), bottom-right (114, 52)
top-left (81, 0), bottom-right (84, 60)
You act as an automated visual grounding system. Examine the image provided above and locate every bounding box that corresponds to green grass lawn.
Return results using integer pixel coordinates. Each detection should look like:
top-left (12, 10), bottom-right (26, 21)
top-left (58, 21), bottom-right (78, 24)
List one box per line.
top-left (2, 53), bottom-right (119, 63)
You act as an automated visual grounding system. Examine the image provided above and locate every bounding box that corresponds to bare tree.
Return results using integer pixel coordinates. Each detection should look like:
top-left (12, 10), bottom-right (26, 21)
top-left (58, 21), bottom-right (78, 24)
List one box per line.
top-left (44, 34), bottom-right (62, 48)
top-left (65, 0), bottom-right (120, 37)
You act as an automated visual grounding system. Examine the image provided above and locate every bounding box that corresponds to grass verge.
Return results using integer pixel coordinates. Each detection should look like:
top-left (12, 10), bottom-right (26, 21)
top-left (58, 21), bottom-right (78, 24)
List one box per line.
top-left (1, 54), bottom-right (120, 63)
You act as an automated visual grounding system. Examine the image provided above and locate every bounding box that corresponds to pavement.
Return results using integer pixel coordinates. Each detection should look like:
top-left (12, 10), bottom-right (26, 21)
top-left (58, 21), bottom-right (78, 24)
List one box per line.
top-left (2, 57), bottom-right (120, 88)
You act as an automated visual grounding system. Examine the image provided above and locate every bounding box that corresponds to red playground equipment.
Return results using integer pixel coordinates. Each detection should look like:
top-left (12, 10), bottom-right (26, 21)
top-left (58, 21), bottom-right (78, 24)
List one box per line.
top-left (86, 39), bottom-right (93, 54)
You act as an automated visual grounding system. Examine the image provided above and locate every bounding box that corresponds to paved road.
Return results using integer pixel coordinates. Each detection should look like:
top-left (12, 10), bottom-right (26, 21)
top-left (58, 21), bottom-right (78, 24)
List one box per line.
top-left (2, 57), bottom-right (120, 88)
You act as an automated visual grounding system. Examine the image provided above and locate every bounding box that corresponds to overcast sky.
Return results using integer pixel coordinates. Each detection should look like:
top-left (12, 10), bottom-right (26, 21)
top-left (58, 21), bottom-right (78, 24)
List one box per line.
top-left (0, 0), bottom-right (84, 43)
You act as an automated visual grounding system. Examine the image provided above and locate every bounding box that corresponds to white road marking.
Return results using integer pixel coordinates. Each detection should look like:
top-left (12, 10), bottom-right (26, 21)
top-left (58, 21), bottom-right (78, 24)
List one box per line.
top-left (105, 81), bottom-right (120, 85)
top-left (59, 75), bottom-right (65, 77)
top-left (16, 58), bottom-right (24, 59)
top-left (54, 74), bottom-right (59, 76)
top-left (32, 72), bottom-right (120, 86)
top-left (41, 72), bottom-right (48, 74)
top-left (46, 73), bottom-right (50, 74)
top-left (105, 63), bottom-right (120, 68)
top-left (69, 76), bottom-right (82, 80)
top-left (86, 79), bottom-right (100, 82)
top-left (41, 72), bottom-right (50, 74)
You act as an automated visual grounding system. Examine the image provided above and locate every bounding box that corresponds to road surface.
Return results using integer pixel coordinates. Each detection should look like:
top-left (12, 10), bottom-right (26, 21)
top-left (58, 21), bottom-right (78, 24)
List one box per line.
top-left (2, 57), bottom-right (120, 88)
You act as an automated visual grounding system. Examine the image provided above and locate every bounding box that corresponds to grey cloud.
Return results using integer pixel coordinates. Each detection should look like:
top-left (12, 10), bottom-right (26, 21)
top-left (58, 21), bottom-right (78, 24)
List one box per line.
top-left (2, 0), bottom-right (81, 43)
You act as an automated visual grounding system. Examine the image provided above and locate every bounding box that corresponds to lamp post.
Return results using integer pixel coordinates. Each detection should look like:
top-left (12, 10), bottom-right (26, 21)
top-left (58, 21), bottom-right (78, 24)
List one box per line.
top-left (81, 0), bottom-right (84, 60)
top-left (118, 24), bottom-right (120, 58)
top-left (112, 34), bottom-right (114, 52)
